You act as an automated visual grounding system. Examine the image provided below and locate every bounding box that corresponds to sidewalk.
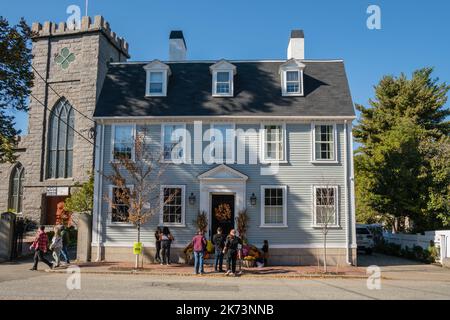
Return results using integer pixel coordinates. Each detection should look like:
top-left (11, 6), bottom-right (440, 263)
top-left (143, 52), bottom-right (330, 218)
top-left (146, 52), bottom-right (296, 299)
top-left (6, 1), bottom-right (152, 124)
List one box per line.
top-left (47, 261), bottom-right (367, 279)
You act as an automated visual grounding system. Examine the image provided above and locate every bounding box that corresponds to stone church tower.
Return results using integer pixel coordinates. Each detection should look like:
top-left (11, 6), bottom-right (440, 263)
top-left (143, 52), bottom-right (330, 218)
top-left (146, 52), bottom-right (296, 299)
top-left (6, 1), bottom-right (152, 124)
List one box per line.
top-left (0, 16), bottom-right (129, 224)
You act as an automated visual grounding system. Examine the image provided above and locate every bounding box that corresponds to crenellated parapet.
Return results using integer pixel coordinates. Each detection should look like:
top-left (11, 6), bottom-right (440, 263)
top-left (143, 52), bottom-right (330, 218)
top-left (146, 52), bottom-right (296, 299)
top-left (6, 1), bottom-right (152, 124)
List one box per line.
top-left (31, 15), bottom-right (129, 58)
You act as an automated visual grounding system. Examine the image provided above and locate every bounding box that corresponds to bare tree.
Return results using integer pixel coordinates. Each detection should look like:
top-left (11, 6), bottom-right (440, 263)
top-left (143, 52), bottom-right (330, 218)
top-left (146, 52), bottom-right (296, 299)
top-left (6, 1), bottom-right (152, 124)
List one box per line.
top-left (315, 185), bottom-right (337, 273)
top-left (104, 130), bottom-right (171, 269)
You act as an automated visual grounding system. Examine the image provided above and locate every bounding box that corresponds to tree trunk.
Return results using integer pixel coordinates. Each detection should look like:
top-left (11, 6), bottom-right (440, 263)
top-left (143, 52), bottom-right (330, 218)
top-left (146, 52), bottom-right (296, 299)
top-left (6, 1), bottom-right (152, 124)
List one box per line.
top-left (323, 232), bottom-right (327, 273)
top-left (135, 224), bottom-right (141, 269)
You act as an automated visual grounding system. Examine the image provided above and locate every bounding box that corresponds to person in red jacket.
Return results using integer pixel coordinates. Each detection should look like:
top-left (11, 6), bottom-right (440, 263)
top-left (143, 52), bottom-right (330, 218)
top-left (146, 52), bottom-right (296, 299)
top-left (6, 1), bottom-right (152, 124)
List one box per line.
top-left (30, 226), bottom-right (53, 271)
top-left (191, 230), bottom-right (207, 275)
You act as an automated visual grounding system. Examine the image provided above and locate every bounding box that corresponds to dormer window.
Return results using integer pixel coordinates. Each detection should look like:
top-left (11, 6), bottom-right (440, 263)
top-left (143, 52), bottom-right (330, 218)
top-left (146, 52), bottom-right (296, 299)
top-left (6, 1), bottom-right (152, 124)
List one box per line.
top-left (210, 59), bottom-right (236, 97)
top-left (279, 59), bottom-right (305, 96)
top-left (216, 72), bottom-right (231, 94)
top-left (149, 72), bottom-right (163, 94)
top-left (143, 60), bottom-right (171, 97)
top-left (286, 71), bottom-right (301, 93)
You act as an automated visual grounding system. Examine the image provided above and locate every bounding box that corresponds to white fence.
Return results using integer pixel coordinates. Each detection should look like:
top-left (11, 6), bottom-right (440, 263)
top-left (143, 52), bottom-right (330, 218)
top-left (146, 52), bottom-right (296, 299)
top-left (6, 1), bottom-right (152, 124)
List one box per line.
top-left (383, 231), bottom-right (450, 263)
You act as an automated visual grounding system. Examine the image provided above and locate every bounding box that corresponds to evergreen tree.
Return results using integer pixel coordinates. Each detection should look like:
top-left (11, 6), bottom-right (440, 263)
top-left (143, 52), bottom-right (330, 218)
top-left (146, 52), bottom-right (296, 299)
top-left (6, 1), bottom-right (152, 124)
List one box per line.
top-left (354, 68), bottom-right (450, 232)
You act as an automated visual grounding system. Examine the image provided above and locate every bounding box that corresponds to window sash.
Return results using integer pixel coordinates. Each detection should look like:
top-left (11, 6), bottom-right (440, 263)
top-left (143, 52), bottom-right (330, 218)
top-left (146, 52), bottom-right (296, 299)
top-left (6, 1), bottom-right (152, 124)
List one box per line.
top-left (286, 71), bottom-right (300, 93)
top-left (149, 72), bottom-right (163, 93)
top-left (314, 125), bottom-right (335, 161)
top-left (163, 125), bottom-right (184, 161)
top-left (47, 101), bottom-right (74, 179)
top-left (111, 187), bottom-right (130, 223)
top-left (113, 125), bottom-right (134, 160)
top-left (314, 187), bottom-right (337, 226)
top-left (262, 187), bottom-right (286, 226)
top-left (9, 165), bottom-right (24, 213)
top-left (264, 125), bottom-right (284, 161)
top-left (162, 187), bottom-right (183, 224)
top-left (215, 72), bottom-right (231, 94)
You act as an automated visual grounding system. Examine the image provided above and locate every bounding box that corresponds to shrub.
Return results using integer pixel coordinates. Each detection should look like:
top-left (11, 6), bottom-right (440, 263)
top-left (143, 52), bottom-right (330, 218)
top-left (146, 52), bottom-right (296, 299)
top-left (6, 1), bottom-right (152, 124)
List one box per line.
top-left (376, 239), bottom-right (438, 264)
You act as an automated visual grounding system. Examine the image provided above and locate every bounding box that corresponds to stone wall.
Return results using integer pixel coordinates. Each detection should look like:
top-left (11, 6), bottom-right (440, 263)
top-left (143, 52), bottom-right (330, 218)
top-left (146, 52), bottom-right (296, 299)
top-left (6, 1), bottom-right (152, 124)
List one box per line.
top-left (0, 16), bottom-right (129, 224)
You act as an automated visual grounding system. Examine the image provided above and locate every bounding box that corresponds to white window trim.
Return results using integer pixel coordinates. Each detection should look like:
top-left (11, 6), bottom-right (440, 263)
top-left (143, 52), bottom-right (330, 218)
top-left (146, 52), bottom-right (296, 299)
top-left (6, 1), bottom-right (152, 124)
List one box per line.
top-left (160, 123), bottom-right (187, 164)
top-left (212, 70), bottom-right (234, 97)
top-left (260, 185), bottom-right (288, 228)
top-left (282, 69), bottom-right (304, 97)
top-left (260, 123), bottom-right (288, 164)
top-left (209, 122), bottom-right (236, 164)
top-left (312, 185), bottom-right (340, 228)
top-left (145, 70), bottom-right (168, 97)
top-left (110, 124), bottom-right (136, 163)
top-left (311, 123), bottom-right (338, 164)
top-left (159, 184), bottom-right (186, 227)
top-left (107, 184), bottom-right (134, 227)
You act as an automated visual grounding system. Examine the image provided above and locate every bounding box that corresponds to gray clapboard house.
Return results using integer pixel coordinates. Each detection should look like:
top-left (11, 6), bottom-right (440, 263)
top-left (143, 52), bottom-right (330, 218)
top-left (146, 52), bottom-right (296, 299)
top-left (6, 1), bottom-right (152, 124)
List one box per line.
top-left (92, 30), bottom-right (357, 265)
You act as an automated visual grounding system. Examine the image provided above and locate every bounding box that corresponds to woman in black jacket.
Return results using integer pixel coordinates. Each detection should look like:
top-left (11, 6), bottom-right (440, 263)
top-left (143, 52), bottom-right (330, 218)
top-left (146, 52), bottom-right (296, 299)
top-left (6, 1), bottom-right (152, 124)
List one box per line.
top-left (223, 229), bottom-right (242, 276)
top-left (154, 227), bottom-right (162, 263)
top-left (160, 227), bottom-right (174, 265)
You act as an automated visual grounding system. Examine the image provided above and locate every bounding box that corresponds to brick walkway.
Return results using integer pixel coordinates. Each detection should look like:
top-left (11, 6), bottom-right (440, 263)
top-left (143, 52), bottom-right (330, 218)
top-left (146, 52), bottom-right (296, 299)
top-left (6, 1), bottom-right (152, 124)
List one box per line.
top-left (50, 261), bottom-right (366, 278)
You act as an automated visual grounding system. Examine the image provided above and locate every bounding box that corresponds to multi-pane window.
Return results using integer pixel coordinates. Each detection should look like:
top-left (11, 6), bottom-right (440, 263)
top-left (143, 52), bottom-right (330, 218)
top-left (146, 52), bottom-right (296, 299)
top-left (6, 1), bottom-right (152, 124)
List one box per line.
top-left (216, 72), bottom-right (231, 94)
top-left (111, 187), bottom-right (130, 223)
top-left (314, 187), bottom-right (338, 226)
top-left (9, 163), bottom-right (24, 213)
top-left (161, 186), bottom-right (184, 224)
top-left (263, 124), bottom-right (284, 161)
top-left (47, 100), bottom-right (74, 179)
top-left (162, 124), bottom-right (185, 161)
top-left (286, 71), bottom-right (300, 93)
top-left (149, 72), bottom-right (163, 94)
top-left (211, 124), bottom-right (234, 163)
top-left (261, 186), bottom-right (287, 226)
top-left (113, 125), bottom-right (134, 160)
top-left (314, 125), bottom-right (335, 161)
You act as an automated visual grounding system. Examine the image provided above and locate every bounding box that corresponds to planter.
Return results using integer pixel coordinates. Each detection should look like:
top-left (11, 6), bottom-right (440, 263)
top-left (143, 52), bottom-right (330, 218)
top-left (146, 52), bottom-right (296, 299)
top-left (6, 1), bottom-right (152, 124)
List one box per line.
top-left (76, 212), bottom-right (92, 262)
top-left (242, 259), bottom-right (256, 268)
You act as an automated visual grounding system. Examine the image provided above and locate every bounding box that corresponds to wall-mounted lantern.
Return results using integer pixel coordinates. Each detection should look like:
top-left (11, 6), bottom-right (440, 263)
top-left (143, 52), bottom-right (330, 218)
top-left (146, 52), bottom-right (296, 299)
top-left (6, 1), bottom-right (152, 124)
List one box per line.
top-left (188, 193), bottom-right (196, 205)
top-left (250, 193), bottom-right (257, 206)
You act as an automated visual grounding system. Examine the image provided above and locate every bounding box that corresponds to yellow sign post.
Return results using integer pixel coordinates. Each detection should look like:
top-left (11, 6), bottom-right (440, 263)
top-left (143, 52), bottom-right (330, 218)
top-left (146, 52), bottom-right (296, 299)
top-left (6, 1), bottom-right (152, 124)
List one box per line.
top-left (133, 242), bottom-right (143, 255)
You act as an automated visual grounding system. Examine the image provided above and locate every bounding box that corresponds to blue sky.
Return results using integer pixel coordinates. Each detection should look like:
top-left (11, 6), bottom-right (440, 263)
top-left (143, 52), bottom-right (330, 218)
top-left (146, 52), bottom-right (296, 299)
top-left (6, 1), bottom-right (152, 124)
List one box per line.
top-left (2, 0), bottom-right (450, 134)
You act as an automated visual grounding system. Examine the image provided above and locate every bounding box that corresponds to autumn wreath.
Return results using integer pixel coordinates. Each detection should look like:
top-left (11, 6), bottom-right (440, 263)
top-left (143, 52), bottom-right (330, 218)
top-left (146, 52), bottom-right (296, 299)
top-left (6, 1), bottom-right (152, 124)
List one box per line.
top-left (214, 203), bottom-right (232, 221)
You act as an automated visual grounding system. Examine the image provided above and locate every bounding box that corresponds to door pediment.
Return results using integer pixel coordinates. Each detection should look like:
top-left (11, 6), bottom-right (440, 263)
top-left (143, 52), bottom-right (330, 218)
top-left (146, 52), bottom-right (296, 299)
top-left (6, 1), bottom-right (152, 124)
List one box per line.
top-left (198, 164), bottom-right (248, 181)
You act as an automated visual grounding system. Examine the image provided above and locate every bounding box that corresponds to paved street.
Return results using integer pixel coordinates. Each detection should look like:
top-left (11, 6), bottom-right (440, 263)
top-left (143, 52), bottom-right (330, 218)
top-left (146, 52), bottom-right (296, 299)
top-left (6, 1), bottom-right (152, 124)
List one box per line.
top-left (1, 253), bottom-right (450, 300)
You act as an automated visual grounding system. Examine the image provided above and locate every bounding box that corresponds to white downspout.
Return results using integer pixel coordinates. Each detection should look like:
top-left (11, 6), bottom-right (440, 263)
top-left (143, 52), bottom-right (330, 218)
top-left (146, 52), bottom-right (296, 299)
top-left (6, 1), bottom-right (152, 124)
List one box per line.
top-left (349, 122), bottom-right (357, 264)
top-left (344, 120), bottom-right (351, 265)
top-left (94, 123), bottom-right (105, 262)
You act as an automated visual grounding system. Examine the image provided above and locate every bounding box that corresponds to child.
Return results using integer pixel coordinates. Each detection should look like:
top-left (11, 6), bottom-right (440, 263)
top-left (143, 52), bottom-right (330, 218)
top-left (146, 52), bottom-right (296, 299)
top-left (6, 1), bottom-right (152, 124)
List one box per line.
top-left (262, 240), bottom-right (269, 267)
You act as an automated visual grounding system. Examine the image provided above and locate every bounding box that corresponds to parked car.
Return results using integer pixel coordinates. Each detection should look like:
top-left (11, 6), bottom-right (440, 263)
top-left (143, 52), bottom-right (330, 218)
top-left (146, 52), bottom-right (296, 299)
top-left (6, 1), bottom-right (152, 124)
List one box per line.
top-left (356, 225), bottom-right (374, 254)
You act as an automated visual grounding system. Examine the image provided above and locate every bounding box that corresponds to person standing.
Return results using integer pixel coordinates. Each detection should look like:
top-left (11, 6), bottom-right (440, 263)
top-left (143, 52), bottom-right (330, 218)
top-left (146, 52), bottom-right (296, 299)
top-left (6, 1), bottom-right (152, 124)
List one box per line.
top-left (60, 225), bottom-right (71, 264)
top-left (223, 229), bottom-right (242, 277)
top-left (160, 227), bottom-right (174, 265)
top-left (154, 227), bottom-right (162, 263)
top-left (30, 226), bottom-right (53, 271)
top-left (191, 230), bottom-right (207, 275)
top-left (262, 240), bottom-right (269, 267)
top-left (212, 227), bottom-right (226, 272)
top-left (49, 226), bottom-right (63, 268)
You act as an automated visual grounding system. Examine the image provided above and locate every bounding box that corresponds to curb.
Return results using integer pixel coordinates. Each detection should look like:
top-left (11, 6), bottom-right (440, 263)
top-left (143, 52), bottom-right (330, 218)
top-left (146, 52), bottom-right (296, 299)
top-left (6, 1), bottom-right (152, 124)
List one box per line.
top-left (45, 268), bottom-right (368, 280)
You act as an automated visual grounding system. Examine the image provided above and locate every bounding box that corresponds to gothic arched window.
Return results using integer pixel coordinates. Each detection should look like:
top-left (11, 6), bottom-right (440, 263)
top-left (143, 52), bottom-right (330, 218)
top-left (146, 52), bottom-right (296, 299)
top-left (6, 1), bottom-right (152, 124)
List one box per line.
top-left (47, 99), bottom-right (74, 179)
top-left (9, 163), bottom-right (24, 213)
